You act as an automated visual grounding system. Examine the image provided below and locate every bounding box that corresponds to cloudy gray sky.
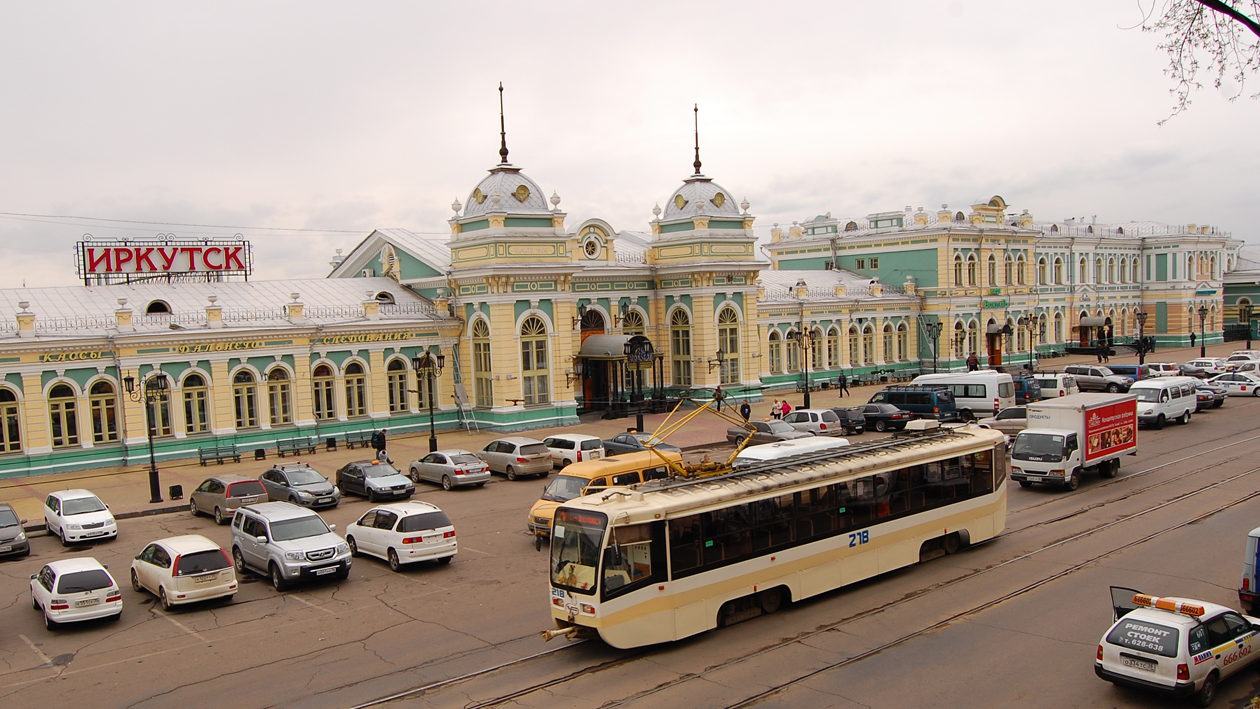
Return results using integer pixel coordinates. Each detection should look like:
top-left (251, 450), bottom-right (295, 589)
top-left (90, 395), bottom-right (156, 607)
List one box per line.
top-left (1, 1), bottom-right (1256, 286)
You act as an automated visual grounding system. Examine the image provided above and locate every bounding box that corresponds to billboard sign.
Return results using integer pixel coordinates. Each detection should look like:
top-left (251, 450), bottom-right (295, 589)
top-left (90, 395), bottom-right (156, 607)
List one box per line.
top-left (1084, 399), bottom-right (1137, 464)
top-left (75, 237), bottom-right (253, 284)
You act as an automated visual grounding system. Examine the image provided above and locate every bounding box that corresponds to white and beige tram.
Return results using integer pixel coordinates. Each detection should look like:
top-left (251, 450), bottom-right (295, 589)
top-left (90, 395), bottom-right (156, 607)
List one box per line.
top-left (546, 423), bottom-right (1008, 649)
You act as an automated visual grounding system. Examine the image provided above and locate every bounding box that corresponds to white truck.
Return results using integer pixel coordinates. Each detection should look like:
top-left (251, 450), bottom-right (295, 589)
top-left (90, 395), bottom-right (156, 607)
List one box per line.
top-left (1010, 393), bottom-right (1137, 491)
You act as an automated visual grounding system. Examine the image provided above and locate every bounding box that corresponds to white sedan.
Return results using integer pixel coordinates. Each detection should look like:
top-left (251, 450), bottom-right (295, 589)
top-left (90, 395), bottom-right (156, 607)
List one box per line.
top-left (345, 501), bottom-right (457, 571)
top-left (1207, 372), bottom-right (1260, 396)
top-left (43, 489), bottom-right (117, 545)
top-left (130, 535), bottom-right (237, 609)
top-left (30, 557), bottom-right (122, 630)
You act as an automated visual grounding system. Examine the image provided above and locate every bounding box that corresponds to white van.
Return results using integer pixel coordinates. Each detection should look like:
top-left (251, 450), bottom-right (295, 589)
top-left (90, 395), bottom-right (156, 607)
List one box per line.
top-left (910, 371), bottom-right (1016, 421)
top-left (1129, 376), bottom-right (1198, 429)
top-left (731, 436), bottom-right (850, 468)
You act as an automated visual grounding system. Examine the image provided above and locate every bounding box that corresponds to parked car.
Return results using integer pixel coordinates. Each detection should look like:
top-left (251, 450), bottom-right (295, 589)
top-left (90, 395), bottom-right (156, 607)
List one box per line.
top-left (0, 502), bottom-right (30, 558)
top-left (977, 406), bottom-right (1028, 435)
top-left (828, 407), bottom-right (867, 435)
top-left (30, 557), bottom-right (122, 629)
top-left (335, 460), bottom-right (415, 501)
top-left (345, 501), bottom-right (457, 571)
top-left (477, 437), bottom-right (552, 480)
top-left (726, 419), bottom-right (812, 446)
top-left (43, 490), bottom-right (117, 546)
top-left (867, 386), bottom-right (960, 422)
top-left (782, 408), bottom-right (847, 436)
top-left (1225, 353), bottom-right (1260, 366)
top-left (1229, 360), bottom-right (1260, 376)
top-left (1107, 364), bottom-right (1154, 382)
top-left (857, 403), bottom-right (914, 432)
top-left (1096, 587), bottom-right (1260, 706)
top-left (1012, 375), bottom-right (1043, 405)
top-left (189, 475), bottom-right (268, 525)
top-left (1187, 358), bottom-right (1232, 376)
top-left (130, 534), bottom-right (236, 609)
top-left (542, 434), bottom-right (605, 468)
top-left (1177, 362), bottom-right (1210, 378)
top-left (230, 502), bottom-right (351, 591)
top-left (408, 450), bottom-right (490, 490)
top-left (1146, 363), bottom-right (1181, 377)
top-left (1063, 365), bottom-right (1133, 393)
top-left (1195, 382), bottom-right (1228, 410)
top-left (1207, 371), bottom-right (1260, 396)
top-left (1033, 372), bottom-right (1080, 399)
top-left (601, 432), bottom-right (682, 456)
top-left (260, 465), bottom-right (340, 509)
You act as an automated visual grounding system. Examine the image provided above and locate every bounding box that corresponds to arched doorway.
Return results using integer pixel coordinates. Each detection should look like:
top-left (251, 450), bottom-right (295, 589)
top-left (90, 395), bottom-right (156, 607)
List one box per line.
top-left (580, 308), bottom-right (607, 407)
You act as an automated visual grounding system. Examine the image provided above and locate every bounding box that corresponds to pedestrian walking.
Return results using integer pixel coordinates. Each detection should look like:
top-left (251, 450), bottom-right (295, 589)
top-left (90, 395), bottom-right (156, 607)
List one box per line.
top-left (770, 398), bottom-right (781, 419)
top-left (739, 400), bottom-right (751, 421)
top-left (713, 385), bottom-right (724, 412)
top-left (780, 399), bottom-right (791, 417)
top-left (1190, 332), bottom-right (1196, 349)
top-left (371, 428), bottom-right (388, 462)
top-left (838, 372), bottom-right (849, 397)
top-left (966, 352), bottom-right (979, 371)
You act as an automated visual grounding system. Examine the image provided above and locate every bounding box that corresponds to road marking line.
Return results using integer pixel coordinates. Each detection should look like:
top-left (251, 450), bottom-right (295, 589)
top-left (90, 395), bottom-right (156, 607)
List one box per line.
top-left (459, 546), bottom-right (492, 556)
top-left (18, 634), bottom-right (52, 665)
top-left (289, 594), bottom-right (336, 615)
top-left (162, 614), bottom-right (210, 643)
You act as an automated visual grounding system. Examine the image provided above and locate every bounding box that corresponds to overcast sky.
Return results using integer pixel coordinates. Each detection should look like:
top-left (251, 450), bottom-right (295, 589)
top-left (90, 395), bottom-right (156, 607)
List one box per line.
top-left (1, 1), bottom-right (1256, 287)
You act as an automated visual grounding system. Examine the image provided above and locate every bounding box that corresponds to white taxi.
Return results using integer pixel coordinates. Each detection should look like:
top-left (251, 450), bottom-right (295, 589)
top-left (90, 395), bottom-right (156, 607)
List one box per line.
top-left (1207, 372), bottom-right (1260, 397)
top-left (1096, 587), bottom-right (1260, 707)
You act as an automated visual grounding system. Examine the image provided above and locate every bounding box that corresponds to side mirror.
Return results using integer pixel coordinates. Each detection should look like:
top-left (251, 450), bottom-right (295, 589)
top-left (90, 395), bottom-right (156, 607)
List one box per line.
top-left (255, 535), bottom-right (268, 544)
top-left (102, 564), bottom-right (108, 569)
top-left (20, 518), bottom-right (26, 525)
top-left (327, 523), bottom-right (336, 532)
top-left (30, 574), bottom-right (36, 580)
top-left (134, 555), bottom-right (142, 560)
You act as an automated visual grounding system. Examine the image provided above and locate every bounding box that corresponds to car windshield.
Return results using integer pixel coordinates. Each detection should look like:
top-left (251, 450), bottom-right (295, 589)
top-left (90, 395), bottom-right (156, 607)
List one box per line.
top-left (62, 496), bottom-right (107, 515)
top-left (269, 516), bottom-right (330, 541)
top-left (57, 569), bottom-right (113, 593)
top-left (363, 464), bottom-right (399, 478)
top-left (397, 511), bottom-right (452, 533)
top-left (767, 421), bottom-right (794, 433)
top-left (0, 508), bottom-right (18, 526)
top-left (451, 454), bottom-right (481, 465)
top-left (175, 549), bottom-right (231, 576)
top-left (285, 469), bottom-right (326, 485)
top-left (542, 475), bottom-right (588, 503)
top-left (1106, 618), bottom-right (1180, 658)
top-left (226, 481), bottom-right (266, 497)
top-left (1097, 367), bottom-right (1116, 376)
top-left (520, 443), bottom-right (549, 455)
top-left (550, 508), bottom-right (607, 596)
top-left (1011, 433), bottom-right (1065, 462)
top-left (1135, 389), bottom-right (1161, 402)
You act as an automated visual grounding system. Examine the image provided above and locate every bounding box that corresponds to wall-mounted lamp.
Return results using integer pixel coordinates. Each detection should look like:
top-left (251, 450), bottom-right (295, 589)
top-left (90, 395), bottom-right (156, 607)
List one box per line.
top-left (707, 348), bottom-right (725, 373)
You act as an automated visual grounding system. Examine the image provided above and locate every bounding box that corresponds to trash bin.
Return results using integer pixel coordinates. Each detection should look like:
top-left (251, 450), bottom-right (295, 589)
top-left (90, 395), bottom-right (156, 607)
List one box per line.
top-left (254, 448), bottom-right (266, 460)
top-left (168, 485), bottom-right (183, 500)
top-left (326, 437), bottom-right (338, 451)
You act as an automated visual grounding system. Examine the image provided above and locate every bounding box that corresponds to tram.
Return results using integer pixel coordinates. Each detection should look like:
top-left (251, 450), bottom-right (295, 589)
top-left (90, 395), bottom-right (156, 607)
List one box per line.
top-left (545, 422), bottom-right (1008, 648)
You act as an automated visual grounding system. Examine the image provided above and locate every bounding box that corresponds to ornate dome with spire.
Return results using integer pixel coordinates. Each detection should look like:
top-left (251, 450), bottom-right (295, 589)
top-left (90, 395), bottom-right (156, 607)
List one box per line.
top-left (457, 82), bottom-right (553, 219)
top-left (659, 105), bottom-right (746, 222)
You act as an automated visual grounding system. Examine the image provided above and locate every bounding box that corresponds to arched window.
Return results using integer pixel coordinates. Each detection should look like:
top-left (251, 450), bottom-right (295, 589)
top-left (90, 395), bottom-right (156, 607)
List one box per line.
top-left (1119, 258), bottom-right (1128, 283)
top-left (848, 326), bottom-right (859, 365)
top-left (862, 325), bottom-right (875, 365)
top-left (988, 255), bottom-right (998, 286)
top-left (1037, 258), bottom-right (1047, 285)
top-left (1095, 258), bottom-right (1103, 284)
top-left (1211, 255), bottom-right (1218, 279)
top-left (718, 308), bottom-right (741, 385)
top-left (967, 255), bottom-right (977, 286)
top-left (1017, 319), bottom-right (1026, 352)
top-left (233, 371), bottom-right (258, 429)
top-left (48, 383), bottom-right (79, 448)
top-left (387, 359), bottom-right (409, 413)
top-left (145, 300), bottom-right (170, 314)
top-left (1003, 255), bottom-right (1012, 285)
top-left (1016, 255), bottom-right (1026, 285)
top-left (472, 320), bottom-right (493, 408)
top-left (967, 321), bottom-right (979, 357)
top-left (622, 309), bottom-right (645, 336)
top-left (0, 389), bottom-right (19, 452)
top-left (882, 324), bottom-right (893, 363)
top-left (89, 381), bottom-right (118, 444)
top-left (809, 326), bottom-right (823, 371)
top-left (768, 330), bottom-right (782, 374)
top-left (670, 309), bottom-right (692, 386)
top-left (786, 329), bottom-right (800, 373)
top-left (954, 322), bottom-right (965, 358)
top-left (827, 327), bottom-right (840, 369)
top-left (520, 316), bottom-right (549, 405)
top-left (1108, 258), bottom-right (1116, 284)
top-left (954, 255), bottom-right (963, 286)
top-left (345, 362), bottom-right (367, 417)
top-left (147, 376), bottom-right (173, 437)
top-left (896, 323), bottom-right (908, 361)
top-left (312, 365), bottom-right (336, 420)
top-left (267, 369), bottom-right (292, 426)
top-left (1054, 312), bottom-right (1063, 343)
top-left (183, 373), bottom-right (209, 434)
top-left (1079, 257), bottom-right (1087, 283)
top-left (1054, 257), bottom-right (1063, 284)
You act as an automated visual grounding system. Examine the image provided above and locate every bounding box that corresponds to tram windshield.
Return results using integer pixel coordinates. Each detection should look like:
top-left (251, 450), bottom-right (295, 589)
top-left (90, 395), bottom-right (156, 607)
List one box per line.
top-left (550, 508), bottom-right (607, 595)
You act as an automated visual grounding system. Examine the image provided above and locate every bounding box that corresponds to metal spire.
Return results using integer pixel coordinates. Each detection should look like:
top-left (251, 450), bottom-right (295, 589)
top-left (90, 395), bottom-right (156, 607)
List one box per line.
top-left (693, 104), bottom-right (702, 175)
top-left (498, 83), bottom-right (509, 165)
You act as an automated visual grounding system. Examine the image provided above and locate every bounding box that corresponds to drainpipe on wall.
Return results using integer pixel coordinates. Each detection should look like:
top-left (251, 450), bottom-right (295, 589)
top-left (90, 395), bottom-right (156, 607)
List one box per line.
top-left (107, 335), bottom-right (131, 465)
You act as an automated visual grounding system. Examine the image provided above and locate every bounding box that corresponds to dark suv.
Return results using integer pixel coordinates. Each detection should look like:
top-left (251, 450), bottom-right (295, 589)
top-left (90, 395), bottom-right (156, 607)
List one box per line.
top-left (829, 407), bottom-right (867, 435)
top-left (866, 386), bottom-right (961, 422)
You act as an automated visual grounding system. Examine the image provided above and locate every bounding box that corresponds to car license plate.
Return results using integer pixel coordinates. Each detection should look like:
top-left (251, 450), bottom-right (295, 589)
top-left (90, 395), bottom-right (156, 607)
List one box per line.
top-left (317, 497), bottom-right (332, 504)
top-left (75, 598), bottom-right (100, 607)
top-left (85, 530), bottom-right (107, 537)
top-left (195, 573), bottom-right (218, 583)
top-left (313, 567), bottom-right (337, 576)
top-left (0, 545), bottom-right (10, 553)
top-left (1123, 657), bottom-right (1157, 672)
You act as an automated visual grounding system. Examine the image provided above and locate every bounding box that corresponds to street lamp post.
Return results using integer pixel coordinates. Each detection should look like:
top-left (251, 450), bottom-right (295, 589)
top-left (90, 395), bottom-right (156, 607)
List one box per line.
top-left (1024, 318), bottom-right (1038, 370)
top-left (623, 338), bottom-right (654, 432)
top-left (1198, 305), bottom-right (1208, 358)
top-left (411, 351), bottom-right (446, 453)
top-left (1135, 311), bottom-right (1149, 365)
top-left (1240, 302), bottom-right (1254, 350)
top-left (123, 372), bottom-right (170, 504)
top-left (790, 329), bottom-right (815, 408)
top-left (924, 321), bottom-right (944, 373)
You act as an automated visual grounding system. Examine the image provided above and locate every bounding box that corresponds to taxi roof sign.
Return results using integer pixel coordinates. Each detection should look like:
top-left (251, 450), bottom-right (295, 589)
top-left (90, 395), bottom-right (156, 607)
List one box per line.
top-left (1133, 593), bottom-right (1206, 617)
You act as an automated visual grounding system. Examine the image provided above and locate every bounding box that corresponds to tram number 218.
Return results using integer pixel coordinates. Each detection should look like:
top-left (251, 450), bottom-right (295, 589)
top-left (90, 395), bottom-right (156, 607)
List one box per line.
top-left (848, 530), bottom-right (870, 547)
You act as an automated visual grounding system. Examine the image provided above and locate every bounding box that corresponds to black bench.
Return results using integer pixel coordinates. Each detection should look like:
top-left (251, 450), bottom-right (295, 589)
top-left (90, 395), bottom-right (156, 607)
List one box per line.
top-left (199, 445), bottom-right (240, 466)
top-left (276, 437), bottom-right (318, 457)
top-left (344, 431), bottom-right (374, 449)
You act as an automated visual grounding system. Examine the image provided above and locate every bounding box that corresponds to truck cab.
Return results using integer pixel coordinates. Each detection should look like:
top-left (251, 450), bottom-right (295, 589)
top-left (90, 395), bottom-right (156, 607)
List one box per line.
top-left (1010, 428), bottom-right (1085, 489)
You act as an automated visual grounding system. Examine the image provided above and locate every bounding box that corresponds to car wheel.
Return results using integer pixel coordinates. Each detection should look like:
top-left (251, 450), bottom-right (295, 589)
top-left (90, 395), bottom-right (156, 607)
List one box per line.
top-left (289, 496), bottom-right (299, 506)
top-left (388, 548), bottom-right (401, 572)
top-left (367, 489), bottom-right (377, 503)
top-left (44, 611), bottom-right (57, 630)
top-left (408, 468), bottom-right (420, 483)
top-left (337, 482), bottom-right (346, 495)
top-left (1192, 672), bottom-right (1217, 708)
top-left (1100, 459), bottom-right (1119, 478)
top-left (438, 555), bottom-right (453, 565)
top-left (1064, 472), bottom-right (1080, 491)
top-left (1155, 414), bottom-right (1165, 430)
top-left (270, 563), bottom-right (288, 592)
top-left (1215, 399), bottom-right (1225, 408)
top-left (442, 476), bottom-right (453, 491)
top-left (757, 587), bottom-right (783, 614)
top-left (57, 526), bottom-right (68, 546)
top-left (159, 587), bottom-right (172, 611)
top-left (1253, 387), bottom-right (1260, 397)
top-left (214, 507), bottom-right (225, 525)
top-left (943, 533), bottom-right (961, 554)
top-left (1018, 480), bottom-right (1033, 488)
top-left (1106, 383), bottom-right (1120, 393)
top-left (1179, 410), bottom-right (1191, 425)
top-left (233, 547), bottom-right (248, 575)
top-left (506, 466), bottom-right (517, 481)
top-left (874, 420), bottom-right (888, 432)
top-left (959, 409), bottom-right (973, 422)
top-left (189, 500), bottom-right (199, 517)
top-left (131, 569), bottom-right (142, 593)
top-left (734, 436), bottom-right (747, 447)
top-left (335, 564), bottom-right (350, 580)
top-left (347, 536), bottom-right (358, 556)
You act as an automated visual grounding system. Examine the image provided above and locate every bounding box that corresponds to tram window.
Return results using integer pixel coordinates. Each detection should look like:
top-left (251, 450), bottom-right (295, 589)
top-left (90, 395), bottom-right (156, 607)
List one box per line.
top-left (668, 515), bottom-right (703, 575)
top-left (602, 522), bottom-right (665, 601)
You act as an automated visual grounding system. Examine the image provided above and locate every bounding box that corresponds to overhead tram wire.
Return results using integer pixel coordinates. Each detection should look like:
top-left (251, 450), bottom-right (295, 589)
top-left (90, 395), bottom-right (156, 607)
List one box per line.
top-left (0, 210), bottom-right (449, 236)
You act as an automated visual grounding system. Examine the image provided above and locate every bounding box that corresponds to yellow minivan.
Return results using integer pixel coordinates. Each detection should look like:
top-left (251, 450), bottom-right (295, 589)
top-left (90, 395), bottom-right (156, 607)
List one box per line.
top-left (527, 449), bottom-right (682, 542)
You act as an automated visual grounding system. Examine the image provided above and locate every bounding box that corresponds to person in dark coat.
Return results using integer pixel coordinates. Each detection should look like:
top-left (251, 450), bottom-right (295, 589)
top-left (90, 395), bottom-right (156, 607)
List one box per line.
top-left (838, 372), bottom-right (849, 397)
top-left (966, 353), bottom-right (979, 371)
top-left (1190, 332), bottom-right (1196, 349)
top-left (739, 400), bottom-right (751, 421)
top-left (372, 429), bottom-right (388, 461)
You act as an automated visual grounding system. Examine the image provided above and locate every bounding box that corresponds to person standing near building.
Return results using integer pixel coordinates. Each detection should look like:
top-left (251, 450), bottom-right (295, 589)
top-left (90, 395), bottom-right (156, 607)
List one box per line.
top-left (372, 428), bottom-right (388, 462)
top-left (1190, 331), bottom-right (1196, 349)
top-left (739, 400), bottom-right (751, 421)
top-left (838, 372), bottom-right (849, 397)
top-left (780, 399), bottom-right (791, 418)
top-left (966, 352), bottom-right (979, 371)
top-left (770, 398), bottom-right (781, 419)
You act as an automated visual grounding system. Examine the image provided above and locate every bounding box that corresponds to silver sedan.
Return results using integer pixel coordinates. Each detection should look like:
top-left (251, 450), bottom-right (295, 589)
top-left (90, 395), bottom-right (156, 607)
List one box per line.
top-left (408, 450), bottom-right (491, 490)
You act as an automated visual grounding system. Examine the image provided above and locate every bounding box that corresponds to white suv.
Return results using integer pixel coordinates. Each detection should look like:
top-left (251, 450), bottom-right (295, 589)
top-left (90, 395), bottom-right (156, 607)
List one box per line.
top-left (542, 434), bottom-right (604, 468)
top-left (230, 502), bottom-right (351, 591)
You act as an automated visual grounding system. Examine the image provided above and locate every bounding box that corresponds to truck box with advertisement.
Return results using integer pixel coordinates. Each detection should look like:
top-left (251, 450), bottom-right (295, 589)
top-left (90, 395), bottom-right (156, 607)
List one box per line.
top-left (1010, 393), bottom-right (1137, 491)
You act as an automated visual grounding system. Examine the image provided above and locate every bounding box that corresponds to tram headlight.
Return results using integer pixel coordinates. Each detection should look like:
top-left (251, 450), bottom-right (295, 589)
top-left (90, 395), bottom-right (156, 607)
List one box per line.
top-left (580, 603), bottom-right (596, 615)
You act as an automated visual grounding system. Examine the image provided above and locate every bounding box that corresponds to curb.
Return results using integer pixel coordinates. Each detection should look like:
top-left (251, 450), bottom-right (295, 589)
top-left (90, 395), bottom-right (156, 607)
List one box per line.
top-left (22, 502), bottom-right (192, 536)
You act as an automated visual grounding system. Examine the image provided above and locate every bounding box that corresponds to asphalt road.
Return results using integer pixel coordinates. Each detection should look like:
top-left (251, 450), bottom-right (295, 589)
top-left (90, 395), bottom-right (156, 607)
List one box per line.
top-left (3, 401), bottom-right (1260, 708)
